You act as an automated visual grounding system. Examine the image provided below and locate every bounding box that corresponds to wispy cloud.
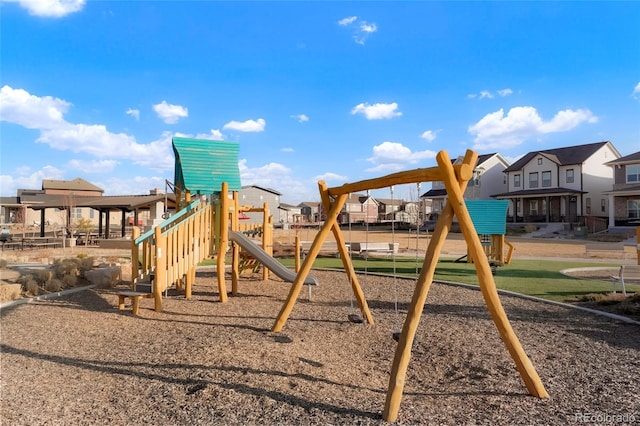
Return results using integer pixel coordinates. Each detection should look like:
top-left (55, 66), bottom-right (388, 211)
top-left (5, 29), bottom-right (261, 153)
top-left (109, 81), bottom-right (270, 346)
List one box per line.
top-left (290, 114), bottom-right (309, 123)
top-left (126, 108), bottom-right (140, 121)
top-left (351, 102), bottom-right (401, 120)
top-left (338, 16), bottom-right (357, 26)
top-left (67, 159), bottom-right (118, 174)
top-left (338, 15), bottom-right (377, 45)
top-left (314, 172), bottom-right (347, 182)
top-left (223, 118), bottom-right (266, 132)
top-left (4, 0), bottom-right (85, 18)
top-left (468, 106), bottom-right (598, 150)
top-left (153, 100), bottom-right (188, 124)
top-left (467, 88), bottom-right (514, 100)
top-left (633, 82), bottom-right (640, 101)
top-left (194, 129), bottom-right (225, 140)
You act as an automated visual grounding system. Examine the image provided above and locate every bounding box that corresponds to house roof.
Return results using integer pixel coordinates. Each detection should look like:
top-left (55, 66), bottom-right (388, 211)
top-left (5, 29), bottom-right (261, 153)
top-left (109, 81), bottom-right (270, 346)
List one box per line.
top-left (298, 201), bottom-right (319, 208)
top-left (421, 189), bottom-right (447, 198)
top-left (0, 196), bottom-right (21, 207)
top-left (605, 151), bottom-right (640, 166)
top-left (241, 185), bottom-right (282, 196)
top-left (172, 137), bottom-right (241, 194)
top-left (376, 198), bottom-right (404, 206)
top-left (504, 141), bottom-right (615, 172)
top-left (13, 193), bottom-right (176, 211)
top-left (603, 184), bottom-right (640, 196)
top-left (492, 187), bottom-right (585, 199)
top-left (42, 177), bottom-right (104, 193)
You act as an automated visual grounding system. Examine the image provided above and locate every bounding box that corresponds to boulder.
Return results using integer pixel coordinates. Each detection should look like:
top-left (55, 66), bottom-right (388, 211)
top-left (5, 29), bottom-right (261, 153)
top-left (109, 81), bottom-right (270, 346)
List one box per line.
top-left (84, 266), bottom-right (121, 288)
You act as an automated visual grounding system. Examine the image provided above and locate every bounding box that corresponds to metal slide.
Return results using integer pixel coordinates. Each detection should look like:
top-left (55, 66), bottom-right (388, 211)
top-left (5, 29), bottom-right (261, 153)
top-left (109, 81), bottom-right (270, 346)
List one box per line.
top-left (229, 231), bottom-right (319, 286)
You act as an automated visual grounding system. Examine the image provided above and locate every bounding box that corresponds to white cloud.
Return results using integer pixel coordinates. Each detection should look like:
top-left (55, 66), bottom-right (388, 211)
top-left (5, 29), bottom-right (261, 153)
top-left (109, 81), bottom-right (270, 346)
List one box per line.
top-left (633, 82), bottom-right (640, 100)
top-left (152, 100), bottom-right (188, 124)
top-left (0, 85), bottom-right (70, 129)
top-left (4, 0), bottom-right (85, 17)
top-left (360, 21), bottom-right (377, 33)
top-left (67, 159), bottom-right (118, 174)
top-left (338, 16), bottom-right (357, 26)
top-left (290, 114), bottom-right (309, 123)
top-left (0, 86), bottom-right (175, 172)
top-left (420, 130), bottom-right (439, 142)
top-left (314, 172), bottom-right (347, 182)
top-left (194, 129), bottom-right (225, 140)
top-left (497, 88), bottom-right (513, 97)
top-left (281, 147), bottom-right (294, 153)
top-left (366, 141), bottom-right (436, 172)
top-left (126, 108), bottom-right (140, 121)
top-left (223, 118), bottom-right (266, 132)
top-left (469, 106), bottom-right (598, 150)
top-left (0, 165), bottom-right (65, 197)
top-left (351, 102), bottom-right (401, 120)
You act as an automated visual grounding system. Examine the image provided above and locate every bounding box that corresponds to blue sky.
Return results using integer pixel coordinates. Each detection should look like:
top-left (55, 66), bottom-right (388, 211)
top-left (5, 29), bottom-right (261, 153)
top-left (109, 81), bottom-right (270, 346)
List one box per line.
top-left (1, 1), bottom-right (639, 205)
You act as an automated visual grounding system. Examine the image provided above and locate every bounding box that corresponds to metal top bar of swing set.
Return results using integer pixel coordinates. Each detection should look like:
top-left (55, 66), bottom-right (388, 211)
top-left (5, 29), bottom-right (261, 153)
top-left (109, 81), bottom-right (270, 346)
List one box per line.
top-left (325, 163), bottom-right (474, 197)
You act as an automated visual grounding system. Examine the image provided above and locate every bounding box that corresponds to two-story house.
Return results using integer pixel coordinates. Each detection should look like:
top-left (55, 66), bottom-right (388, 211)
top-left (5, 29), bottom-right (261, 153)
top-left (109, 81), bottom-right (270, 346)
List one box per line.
top-left (421, 153), bottom-right (509, 220)
top-left (376, 198), bottom-right (404, 222)
top-left (604, 151), bottom-right (640, 227)
top-left (238, 185), bottom-right (282, 223)
top-left (316, 193), bottom-right (378, 224)
top-left (298, 201), bottom-right (320, 223)
top-left (495, 141), bottom-right (620, 224)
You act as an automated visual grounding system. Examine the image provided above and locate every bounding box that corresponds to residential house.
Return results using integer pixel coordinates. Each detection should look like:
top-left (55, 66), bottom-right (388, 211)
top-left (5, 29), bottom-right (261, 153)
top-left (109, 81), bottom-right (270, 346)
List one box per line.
top-left (238, 185), bottom-right (282, 223)
top-left (316, 193), bottom-right (378, 224)
top-left (298, 202), bottom-right (320, 223)
top-left (494, 141), bottom-right (620, 225)
top-left (376, 198), bottom-right (404, 222)
top-left (422, 153), bottom-right (510, 220)
top-left (278, 203), bottom-right (303, 226)
top-left (604, 151), bottom-right (640, 227)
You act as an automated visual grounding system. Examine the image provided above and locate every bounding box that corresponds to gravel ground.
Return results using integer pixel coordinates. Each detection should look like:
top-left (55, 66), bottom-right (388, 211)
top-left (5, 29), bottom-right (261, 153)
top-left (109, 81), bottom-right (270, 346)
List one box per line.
top-left (1, 269), bottom-right (639, 425)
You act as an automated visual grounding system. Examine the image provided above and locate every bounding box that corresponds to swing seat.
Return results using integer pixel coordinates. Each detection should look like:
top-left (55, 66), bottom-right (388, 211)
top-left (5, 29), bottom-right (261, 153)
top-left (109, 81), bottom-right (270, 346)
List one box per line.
top-left (392, 331), bottom-right (419, 346)
top-left (347, 313), bottom-right (364, 324)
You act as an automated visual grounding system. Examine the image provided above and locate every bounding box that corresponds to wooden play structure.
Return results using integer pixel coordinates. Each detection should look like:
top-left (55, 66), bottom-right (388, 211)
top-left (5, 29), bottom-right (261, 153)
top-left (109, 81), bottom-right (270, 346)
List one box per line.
top-left (271, 149), bottom-right (548, 422)
top-left (128, 137), bottom-right (281, 312)
top-left (461, 199), bottom-right (515, 270)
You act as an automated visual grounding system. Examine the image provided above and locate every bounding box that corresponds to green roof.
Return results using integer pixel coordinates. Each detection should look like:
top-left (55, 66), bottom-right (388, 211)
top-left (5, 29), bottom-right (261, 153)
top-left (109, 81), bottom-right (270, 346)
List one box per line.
top-left (466, 200), bottom-right (509, 235)
top-left (172, 137), bottom-right (242, 193)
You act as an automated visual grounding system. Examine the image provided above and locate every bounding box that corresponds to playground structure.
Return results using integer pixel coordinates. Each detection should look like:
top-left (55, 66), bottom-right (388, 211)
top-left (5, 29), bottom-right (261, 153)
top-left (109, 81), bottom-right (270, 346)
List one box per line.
top-left (271, 149), bottom-right (548, 422)
top-left (128, 137), bottom-right (315, 313)
top-left (125, 137), bottom-right (546, 423)
top-left (458, 199), bottom-right (515, 271)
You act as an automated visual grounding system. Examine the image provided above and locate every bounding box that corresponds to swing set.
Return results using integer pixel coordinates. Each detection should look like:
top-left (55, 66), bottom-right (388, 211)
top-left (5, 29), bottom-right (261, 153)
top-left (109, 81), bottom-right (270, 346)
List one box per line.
top-left (272, 149), bottom-right (548, 423)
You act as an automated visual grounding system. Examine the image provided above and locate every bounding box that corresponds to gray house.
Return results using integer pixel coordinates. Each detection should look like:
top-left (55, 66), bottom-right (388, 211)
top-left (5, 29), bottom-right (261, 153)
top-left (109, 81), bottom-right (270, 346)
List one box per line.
top-left (239, 185), bottom-right (282, 223)
top-left (604, 151), bottom-right (640, 227)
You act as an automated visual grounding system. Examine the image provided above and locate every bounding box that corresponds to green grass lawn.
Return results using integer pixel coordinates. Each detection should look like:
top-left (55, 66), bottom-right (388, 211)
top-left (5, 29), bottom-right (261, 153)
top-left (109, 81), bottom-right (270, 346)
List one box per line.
top-left (267, 256), bottom-right (637, 303)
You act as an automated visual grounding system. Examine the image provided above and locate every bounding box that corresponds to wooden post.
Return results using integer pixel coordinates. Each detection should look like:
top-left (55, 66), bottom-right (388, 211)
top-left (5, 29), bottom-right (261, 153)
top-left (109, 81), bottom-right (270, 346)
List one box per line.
top-left (262, 202), bottom-right (270, 281)
top-left (383, 151), bottom-right (474, 422)
top-left (295, 235), bottom-right (301, 272)
top-left (438, 150), bottom-right (548, 398)
top-left (272, 190), bottom-right (349, 332)
top-left (153, 226), bottom-right (166, 312)
top-left (217, 182), bottom-right (229, 303)
top-left (131, 226), bottom-right (140, 290)
top-left (231, 192), bottom-right (240, 295)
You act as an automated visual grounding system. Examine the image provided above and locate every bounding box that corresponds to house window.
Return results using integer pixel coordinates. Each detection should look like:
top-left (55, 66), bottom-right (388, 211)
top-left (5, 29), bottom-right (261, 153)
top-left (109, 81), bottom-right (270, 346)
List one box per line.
top-left (542, 171), bottom-right (551, 187)
top-left (514, 174), bottom-right (521, 188)
top-left (530, 200), bottom-right (538, 215)
top-left (627, 165), bottom-right (640, 183)
top-left (601, 199), bottom-right (606, 213)
top-left (629, 200), bottom-right (640, 219)
top-left (586, 198), bottom-right (591, 215)
top-left (71, 208), bottom-right (82, 219)
top-left (537, 158), bottom-right (543, 165)
top-left (529, 172), bottom-right (538, 188)
top-left (566, 169), bottom-right (574, 184)
top-left (89, 209), bottom-right (95, 219)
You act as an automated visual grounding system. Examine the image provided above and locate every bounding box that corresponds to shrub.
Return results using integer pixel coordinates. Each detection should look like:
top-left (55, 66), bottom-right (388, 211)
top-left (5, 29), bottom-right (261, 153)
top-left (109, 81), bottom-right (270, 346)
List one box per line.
top-left (33, 269), bottom-right (53, 285)
top-left (54, 259), bottom-right (80, 278)
top-left (61, 274), bottom-right (77, 288)
top-left (18, 276), bottom-right (39, 296)
top-left (45, 279), bottom-right (63, 292)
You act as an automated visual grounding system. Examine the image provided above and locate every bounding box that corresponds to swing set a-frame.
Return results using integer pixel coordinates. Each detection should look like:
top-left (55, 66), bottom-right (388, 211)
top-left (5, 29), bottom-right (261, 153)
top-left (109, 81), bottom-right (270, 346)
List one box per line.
top-left (271, 149), bottom-right (548, 423)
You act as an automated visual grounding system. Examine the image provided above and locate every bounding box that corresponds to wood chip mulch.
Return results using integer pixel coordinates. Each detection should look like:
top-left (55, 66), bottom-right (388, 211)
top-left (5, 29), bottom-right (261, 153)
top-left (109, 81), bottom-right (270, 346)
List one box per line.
top-left (1, 269), bottom-right (639, 425)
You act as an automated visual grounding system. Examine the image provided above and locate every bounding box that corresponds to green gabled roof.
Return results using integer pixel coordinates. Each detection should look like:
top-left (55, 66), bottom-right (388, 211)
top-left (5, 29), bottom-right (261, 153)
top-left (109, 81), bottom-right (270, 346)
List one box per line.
top-left (172, 137), bottom-right (242, 194)
top-left (466, 200), bottom-right (509, 235)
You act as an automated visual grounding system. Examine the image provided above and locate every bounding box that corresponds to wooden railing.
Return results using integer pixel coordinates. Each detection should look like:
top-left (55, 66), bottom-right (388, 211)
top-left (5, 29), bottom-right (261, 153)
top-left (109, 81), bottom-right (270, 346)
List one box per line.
top-left (131, 199), bottom-right (213, 311)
